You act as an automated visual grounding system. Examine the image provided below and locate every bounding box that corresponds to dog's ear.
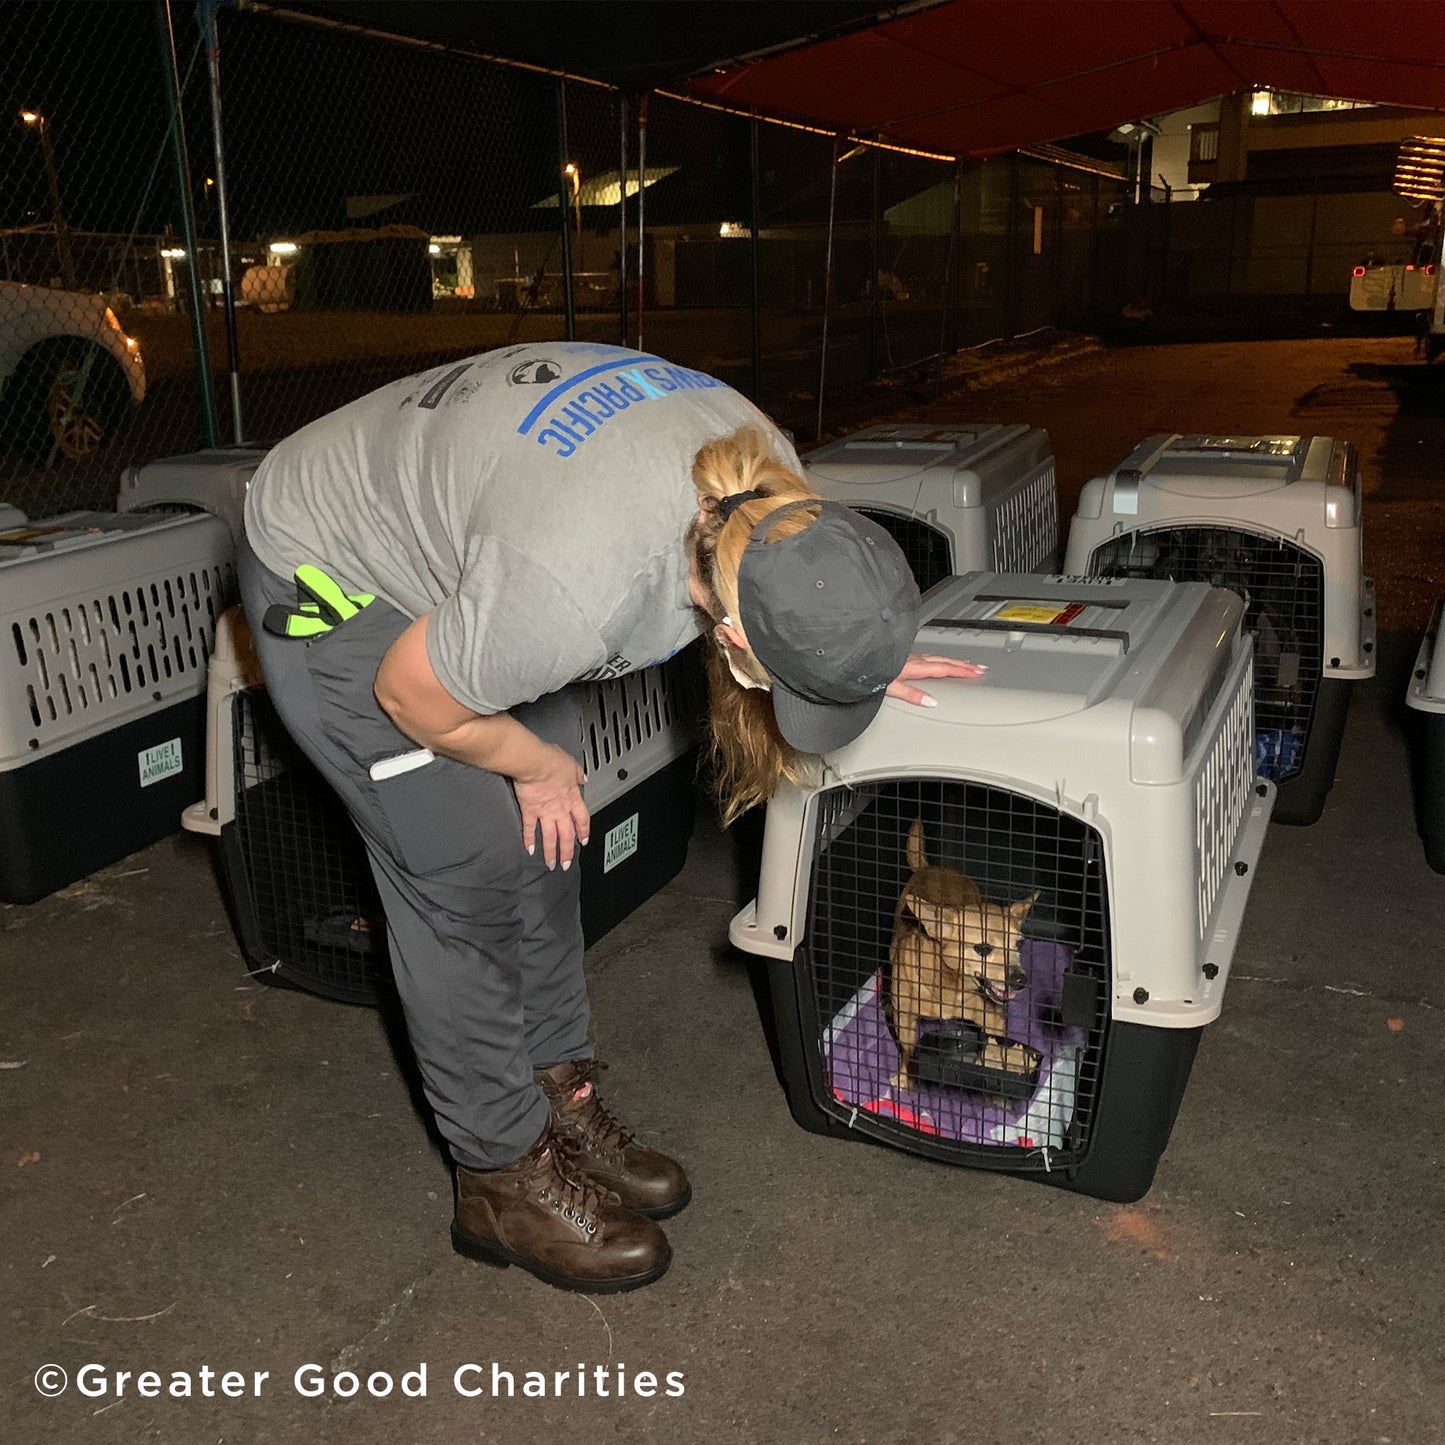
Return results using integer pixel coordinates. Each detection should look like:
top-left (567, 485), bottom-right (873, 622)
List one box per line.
top-left (1008, 890), bottom-right (1040, 927)
top-left (906, 818), bottom-right (928, 872)
top-left (904, 895), bottom-right (945, 939)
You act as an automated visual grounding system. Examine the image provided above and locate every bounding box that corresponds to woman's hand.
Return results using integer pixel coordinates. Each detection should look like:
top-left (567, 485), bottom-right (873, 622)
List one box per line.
top-left (376, 616), bottom-right (590, 870)
top-left (513, 743), bottom-right (590, 871)
top-left (885, 653), bottom-right (988, 708)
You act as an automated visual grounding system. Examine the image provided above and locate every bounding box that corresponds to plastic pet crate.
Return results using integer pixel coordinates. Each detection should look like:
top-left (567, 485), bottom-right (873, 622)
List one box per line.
top-left (117, 447), bottom-right (270, 542)
top-left (731, 571), bottom-right (1276, 1202)
top-left (802, 424), bottom-right (1058, 593)
top-left (1406, 599), bottom-right (1445, 874)
top-left (184, 608), bottom-right (706, 1005)
top-left (1, 510), bottom-right (235, 903)
top-left (1063, 434), bottom-right (1375, 825)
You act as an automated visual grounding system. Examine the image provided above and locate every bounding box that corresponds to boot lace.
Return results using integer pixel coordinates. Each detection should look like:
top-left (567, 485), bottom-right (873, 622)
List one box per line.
top-left (554, 1060), bottom-right (635, 1159)
top-left (532, 1124), bottom-right (610, 1233)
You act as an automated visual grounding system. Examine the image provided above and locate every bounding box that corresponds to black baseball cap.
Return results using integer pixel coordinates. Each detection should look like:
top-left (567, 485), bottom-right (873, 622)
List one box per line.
top-left (735, 499), bottom-right (921, 754)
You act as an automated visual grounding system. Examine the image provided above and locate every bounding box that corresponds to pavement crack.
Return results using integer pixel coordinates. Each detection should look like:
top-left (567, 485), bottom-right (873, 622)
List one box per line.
top-left (327, 1270), bottom-right (432, 1374)
top-left (1234, 973), bottom-right (1438, 1010)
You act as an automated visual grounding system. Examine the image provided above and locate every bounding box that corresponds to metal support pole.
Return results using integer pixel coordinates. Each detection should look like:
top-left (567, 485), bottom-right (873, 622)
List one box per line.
top-left (554, 79), bottom-right (576, 342)
top-left (1005, 153), bottom-right (1021, 337)
top-left (1159, 175), bottom-right (1173, 313)
top-left (1052, 166), bottom-right (1064, 323)
top-left (749, 116), bottom-right (762, 401)
top-left (618, 93), bottom-right (629, 347)
top-left (1087, 173), bottom-right (1101, 326)
top-left (946, 158), bottom-right (963, 355)
top-left (815, 136), bottom-right (841, 443)
top-left (156, 0), bottom-right (219, 448)
top-left (202, 3), bottom-right (244, 443)
top-left (32, 118), bottom-right (76, 288)
top-left (635, 95), bottom-right (647, 352)
top-left (867, 147), bottom-right (880, 380)
top-left (1304, 184), bottom-right (1319, 300)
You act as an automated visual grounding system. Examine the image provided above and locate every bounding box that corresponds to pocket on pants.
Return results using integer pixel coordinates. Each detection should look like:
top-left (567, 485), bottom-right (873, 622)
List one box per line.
top-left (367, 752), bottom-right (515, 877)
top-left (302, 601), bottom-right (505, 876)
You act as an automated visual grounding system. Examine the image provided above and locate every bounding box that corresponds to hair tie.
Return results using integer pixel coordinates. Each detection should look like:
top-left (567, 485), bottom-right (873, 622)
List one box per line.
top-left (717, 489), bottom-right (764, 520)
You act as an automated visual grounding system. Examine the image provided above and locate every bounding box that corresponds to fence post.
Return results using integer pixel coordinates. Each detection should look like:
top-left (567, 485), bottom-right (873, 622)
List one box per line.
top-left (618, 92), bottom-right (628, 347)
top-left (156, 0), bottom-right (219, 448)
top-left (816, 135), bottom-right (841, 442)
top-left (554, 78), bottom-right (576, 342)
top-left (749, 115), bottom-right (762, 401)
top-left (635, 95), bottom-right (647, 352)
top-left (1006, 153), bottom-right (1021, 338)
top-left (1159, 183), bottom-right (1173, 313)
top-left (1086, 173), bottom-right (1099, 327)
top-left (1304, 187), bottom-right (1319, 300)
top-left (201, 1), bottom-right (244, 444)
top-left (947, 158), bottom-right (963, 354)
top-left (1052, 166), bottom-right (1064, 323)
top-left (867, 147), bottom-right (880, 381)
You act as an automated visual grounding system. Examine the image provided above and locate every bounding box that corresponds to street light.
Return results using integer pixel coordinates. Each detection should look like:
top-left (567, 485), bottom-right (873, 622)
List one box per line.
top-left (563, 162), bottom-right (583, 245)
top-left (19, 108), bottom-right (76, 288)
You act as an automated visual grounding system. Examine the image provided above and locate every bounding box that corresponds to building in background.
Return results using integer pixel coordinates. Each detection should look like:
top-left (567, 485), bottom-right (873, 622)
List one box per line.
top-left (1102, 90), bottom-right (1445, 331)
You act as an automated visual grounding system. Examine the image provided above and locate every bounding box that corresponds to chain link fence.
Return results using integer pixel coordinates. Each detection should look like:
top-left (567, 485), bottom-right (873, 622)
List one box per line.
top-left (4, 1), bottom-right (1140, 523)
top-left (1, 0), bottom-right (222, 516)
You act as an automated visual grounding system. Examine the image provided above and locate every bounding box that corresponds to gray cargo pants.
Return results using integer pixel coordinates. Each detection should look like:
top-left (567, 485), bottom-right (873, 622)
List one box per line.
top-left (238, 539), bottom-right (591, 1170)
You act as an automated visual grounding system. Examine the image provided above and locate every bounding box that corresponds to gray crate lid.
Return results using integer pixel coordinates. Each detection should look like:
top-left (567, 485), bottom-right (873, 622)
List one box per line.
top-left (905, 570), bottom-right (1242, 726)
top-left (0, 510), bottom-right (201, 567)
top-left (0, 510), bottom-right (234, 768)
top-left (1105, 432), bottom-right (1354, 499)
top-left (804, 423), bottom-right (1042, 490)
top-left (117, 447), bottom-right (269, 542)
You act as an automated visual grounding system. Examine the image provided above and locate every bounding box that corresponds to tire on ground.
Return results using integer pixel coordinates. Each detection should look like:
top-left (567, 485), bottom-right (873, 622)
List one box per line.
top-left (1, 338), bottom-right (132, 462)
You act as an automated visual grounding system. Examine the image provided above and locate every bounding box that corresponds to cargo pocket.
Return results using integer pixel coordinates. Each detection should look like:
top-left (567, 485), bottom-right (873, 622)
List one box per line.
top-left (303, 601), bottom-right (505, 876)
top-left (366, 752), bottom-right (515, 877)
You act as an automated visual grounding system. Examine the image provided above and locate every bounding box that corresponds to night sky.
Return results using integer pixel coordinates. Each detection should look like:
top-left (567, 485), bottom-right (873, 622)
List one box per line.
top-left (1, 1), bottom-right (897, 243)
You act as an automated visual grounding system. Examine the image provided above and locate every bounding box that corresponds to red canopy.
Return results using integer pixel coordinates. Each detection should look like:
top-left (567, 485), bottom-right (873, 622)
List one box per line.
top-left (689, 0), bottom-right (1445, 157)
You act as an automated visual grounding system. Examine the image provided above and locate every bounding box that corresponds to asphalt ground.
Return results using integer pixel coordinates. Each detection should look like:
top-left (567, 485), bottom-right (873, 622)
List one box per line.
top-left (3, 335), bottom-right (1443, 1445)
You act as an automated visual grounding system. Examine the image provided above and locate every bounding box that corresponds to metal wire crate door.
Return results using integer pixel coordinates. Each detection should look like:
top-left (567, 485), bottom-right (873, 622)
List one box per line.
top-left (1089, 525), bottom-right (1324, 783)
top-left (804, 778), bottom-right (1109, 1171)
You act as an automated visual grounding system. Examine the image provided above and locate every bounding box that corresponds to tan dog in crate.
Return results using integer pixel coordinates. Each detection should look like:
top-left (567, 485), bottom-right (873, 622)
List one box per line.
top-left (887, 819), bottom-right (1040, 1092)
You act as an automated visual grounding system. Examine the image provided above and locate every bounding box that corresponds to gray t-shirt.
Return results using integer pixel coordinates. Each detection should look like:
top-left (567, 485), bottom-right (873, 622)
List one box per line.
top-left (245, 343), bottom-right (798, 714)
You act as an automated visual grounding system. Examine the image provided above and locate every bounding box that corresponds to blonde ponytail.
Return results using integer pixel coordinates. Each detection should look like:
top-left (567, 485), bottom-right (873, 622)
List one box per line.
top-left (686, 425), bottom-right (823, 826)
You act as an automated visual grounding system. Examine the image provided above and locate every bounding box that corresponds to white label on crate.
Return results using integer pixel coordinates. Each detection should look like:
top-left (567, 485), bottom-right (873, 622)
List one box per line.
top-left (138, 738), bottom-right (184, 788)
top-left (603, 813), bottom-right (639, 873)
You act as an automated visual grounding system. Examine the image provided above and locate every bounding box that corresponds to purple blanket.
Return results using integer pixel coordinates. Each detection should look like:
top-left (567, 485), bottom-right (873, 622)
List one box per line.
top-left (824, 940), bottom-right (1087, 1152)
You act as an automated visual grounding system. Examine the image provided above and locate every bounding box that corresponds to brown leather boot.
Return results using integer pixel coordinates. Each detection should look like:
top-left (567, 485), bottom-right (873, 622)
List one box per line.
top-left (536, 1059), bottom-right (692, 1220)
top-left (451, 1123), bottom-right (670, 1293)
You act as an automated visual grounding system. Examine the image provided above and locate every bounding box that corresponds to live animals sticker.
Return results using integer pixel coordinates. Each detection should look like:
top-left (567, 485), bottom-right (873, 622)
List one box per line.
top-left (138, 738), bottom-right (183, 787)
top-left (603, 814), bottom-right (639, 873)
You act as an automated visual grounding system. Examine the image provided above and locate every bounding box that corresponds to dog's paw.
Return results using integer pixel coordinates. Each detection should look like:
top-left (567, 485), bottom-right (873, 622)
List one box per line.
top-left (888, 1069), bottom-right (911, 1092)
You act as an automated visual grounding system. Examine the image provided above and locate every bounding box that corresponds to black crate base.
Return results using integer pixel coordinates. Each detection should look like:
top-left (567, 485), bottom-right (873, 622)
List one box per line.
top-left (218, 746), bottom-right (699, 1008)
top-left (577, 751), bottom-right (699, 946)
top-left (0, 695), bottom-right (206, 904)
top-left (766, 954), bottom-right (1201, 1202)
top-left (1408, 708), bottom-right (1445, 874)
top-left (1272, 676), bottom-right (1352, 826)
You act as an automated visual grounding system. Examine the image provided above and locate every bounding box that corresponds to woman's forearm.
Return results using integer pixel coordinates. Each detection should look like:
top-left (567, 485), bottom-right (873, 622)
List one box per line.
top-left (374, 613), bottom-right (559, 782)
top-left (421, 709), bottom-right (558, 783)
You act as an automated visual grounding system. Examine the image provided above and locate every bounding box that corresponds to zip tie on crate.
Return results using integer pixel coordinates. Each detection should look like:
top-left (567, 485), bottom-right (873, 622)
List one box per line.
top-left (847, 1107), bottom-right (859, 1129)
